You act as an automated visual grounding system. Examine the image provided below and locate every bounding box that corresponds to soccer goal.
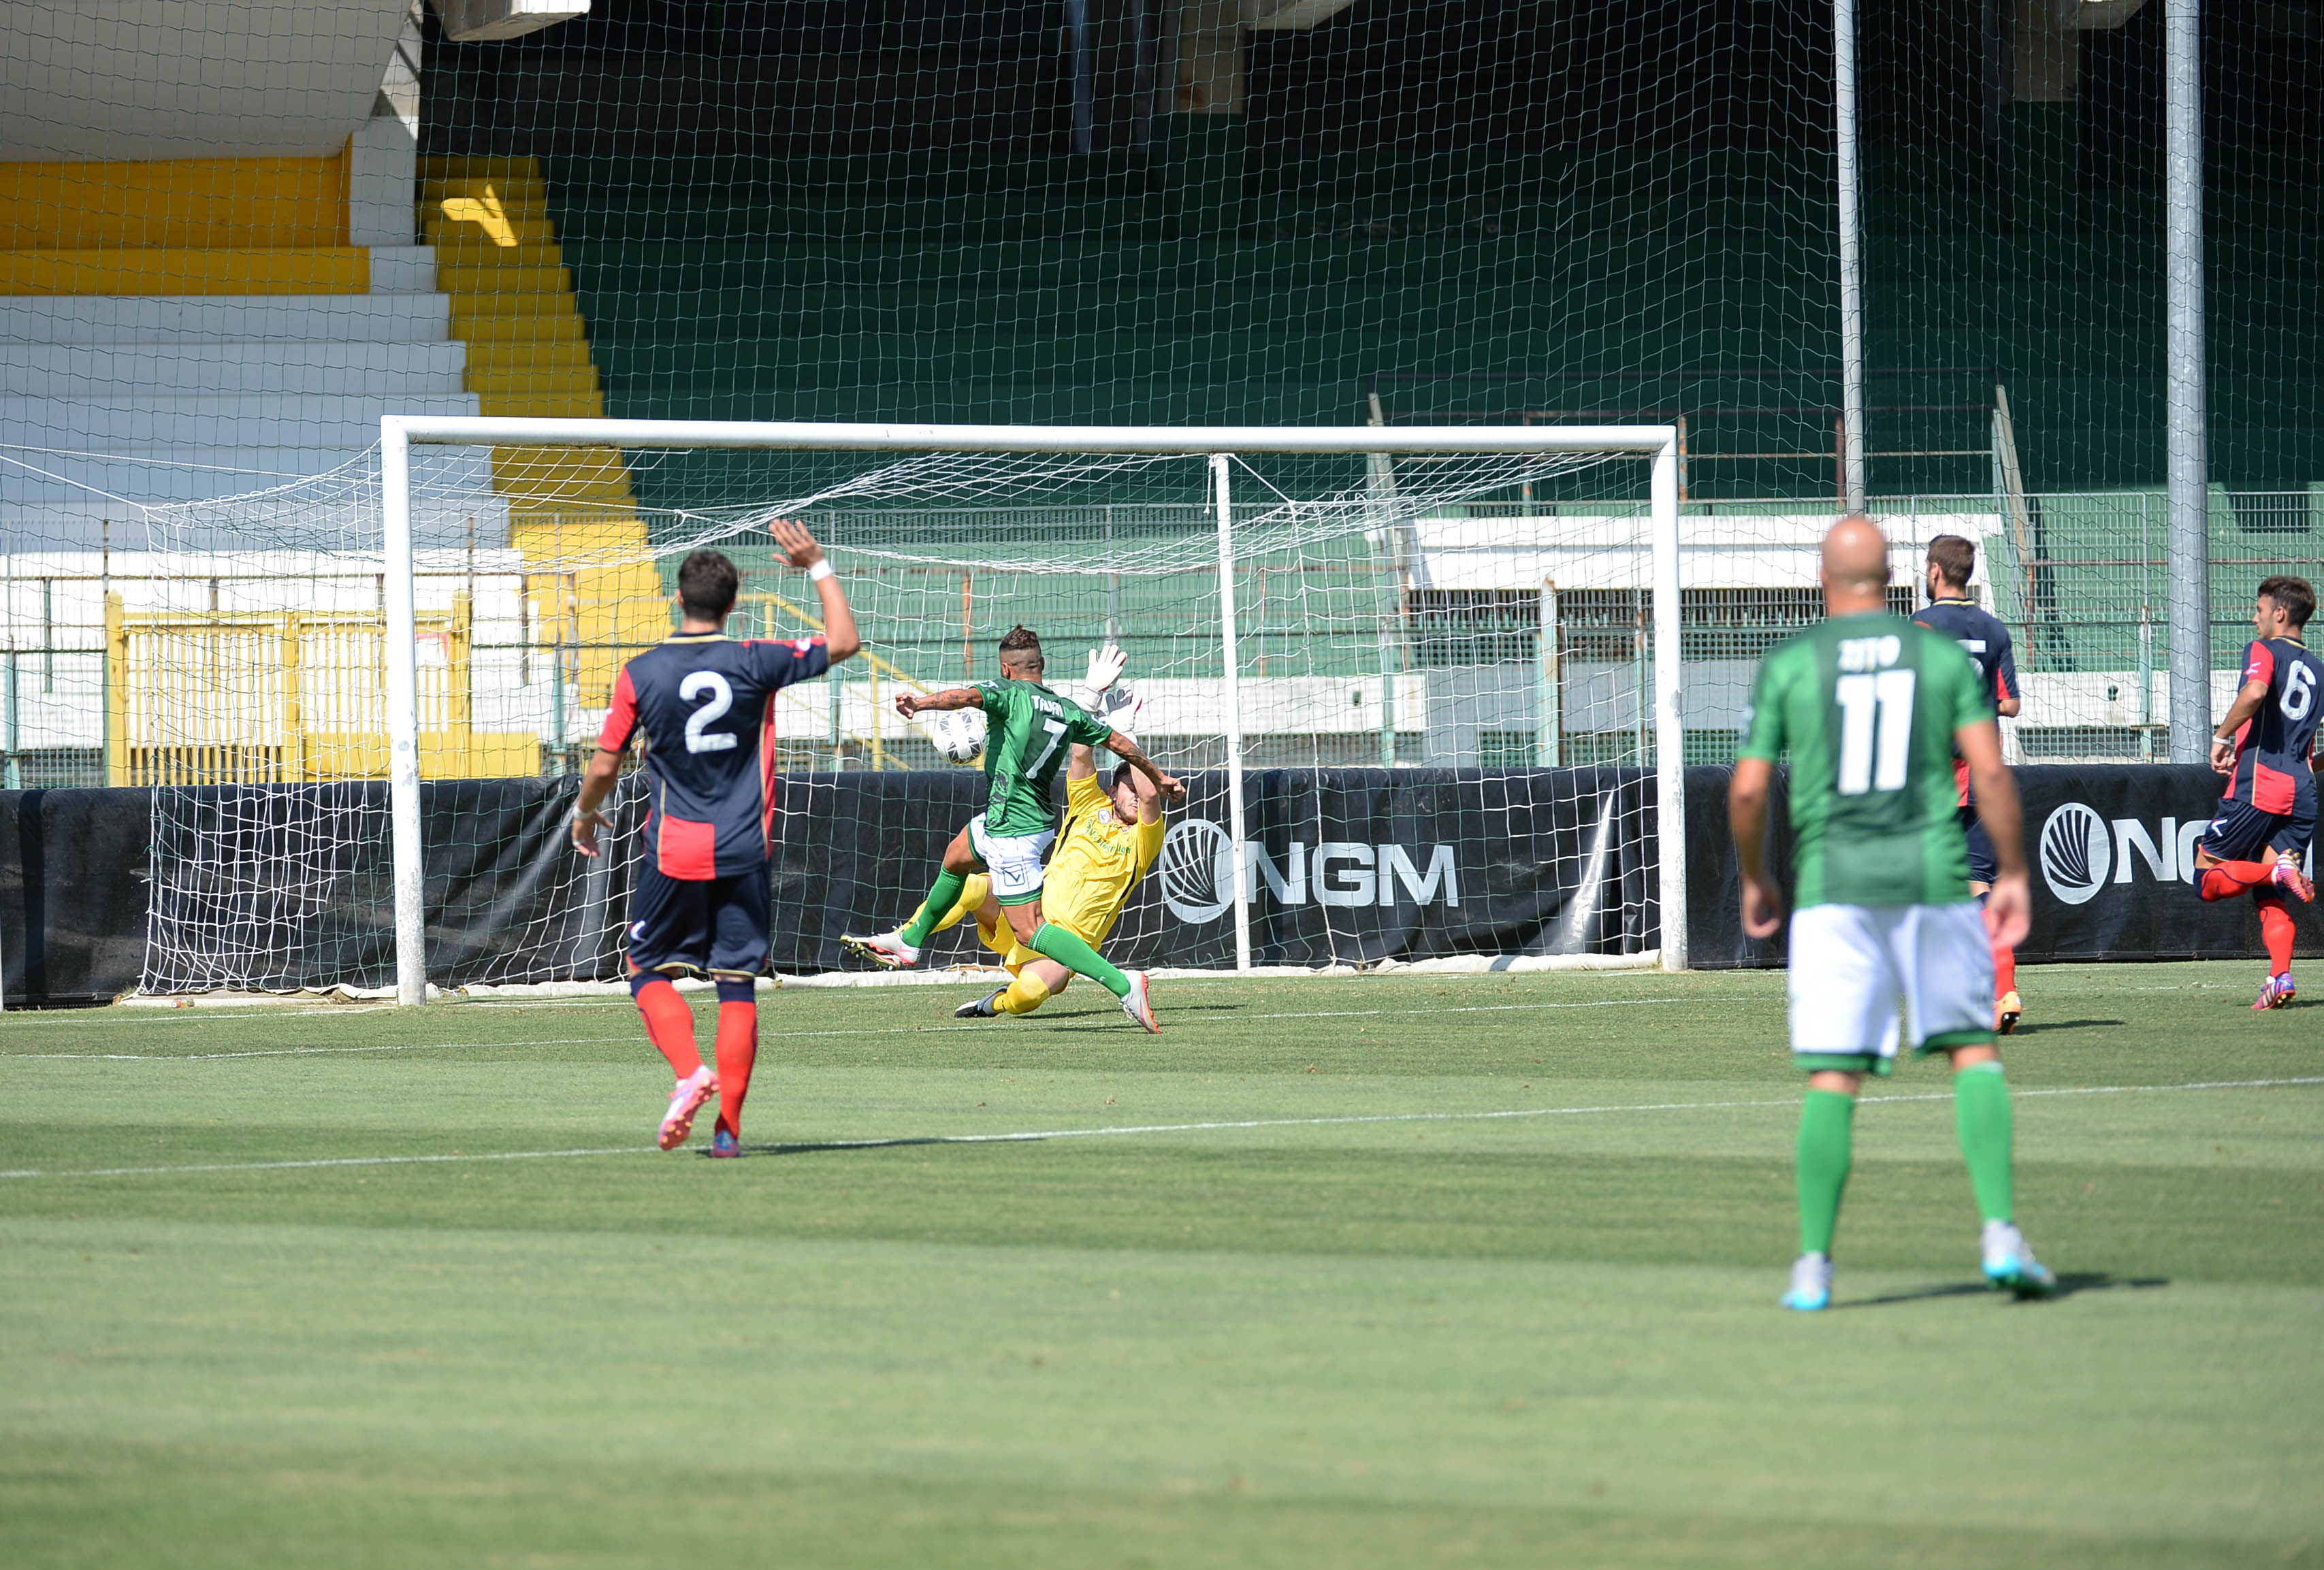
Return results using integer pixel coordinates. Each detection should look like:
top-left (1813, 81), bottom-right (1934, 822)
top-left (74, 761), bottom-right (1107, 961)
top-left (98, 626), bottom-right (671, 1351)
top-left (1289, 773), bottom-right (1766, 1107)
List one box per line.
top-left (361, 417), bottom-right (1688, 1004)
top-left (110, 418), bottom-right (1691, 1004)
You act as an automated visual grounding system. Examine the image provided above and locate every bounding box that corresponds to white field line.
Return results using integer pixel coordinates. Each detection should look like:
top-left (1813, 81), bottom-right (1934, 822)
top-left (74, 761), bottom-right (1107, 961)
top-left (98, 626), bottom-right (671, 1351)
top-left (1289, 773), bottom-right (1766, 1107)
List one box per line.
top-left (0, 972), bottom-right (2263, 1030)
top-left (1, 996), bottom-right (1694, 1062)
top-left (1, 1075), bottom-right (2316, 1183)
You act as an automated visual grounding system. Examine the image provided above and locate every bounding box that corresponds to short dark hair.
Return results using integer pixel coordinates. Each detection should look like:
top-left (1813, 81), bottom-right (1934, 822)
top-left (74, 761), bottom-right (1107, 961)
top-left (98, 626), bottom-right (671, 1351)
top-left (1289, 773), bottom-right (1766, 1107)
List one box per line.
top-left (1111, 761), bottom-right (1134, 791)
top-left (1926, 534), bottom-right (1977, 590)
top-left (2258, 574), bottom-right (2316, 629)
top-left (997, 625), bottom-right (1044, 670)
top-left (676, 549), bottom-right (740, 621)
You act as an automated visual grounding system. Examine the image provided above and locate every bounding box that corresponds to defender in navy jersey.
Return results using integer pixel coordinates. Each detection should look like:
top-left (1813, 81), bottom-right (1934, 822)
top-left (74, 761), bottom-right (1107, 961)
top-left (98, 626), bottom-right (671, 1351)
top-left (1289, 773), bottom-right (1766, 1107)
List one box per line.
top-left (1911, 534), bottom-right (2026, 1033)
top-left (572, 526), bottom-right (860, 1152)
top-left (2193, 574), bottom-right (2319, 1011)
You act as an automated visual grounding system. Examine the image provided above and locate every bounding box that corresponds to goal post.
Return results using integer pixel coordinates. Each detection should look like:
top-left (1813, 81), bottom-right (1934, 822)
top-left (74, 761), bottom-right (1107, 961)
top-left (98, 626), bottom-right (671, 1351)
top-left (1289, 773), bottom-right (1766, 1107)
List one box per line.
top-left (380, 415), bottom-right (1687, 1006)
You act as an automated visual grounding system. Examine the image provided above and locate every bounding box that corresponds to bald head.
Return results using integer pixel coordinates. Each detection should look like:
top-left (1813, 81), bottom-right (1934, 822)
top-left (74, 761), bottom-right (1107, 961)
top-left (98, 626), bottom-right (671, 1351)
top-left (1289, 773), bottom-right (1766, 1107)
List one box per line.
top-left (1820, 514), bottom-right (1892, 615)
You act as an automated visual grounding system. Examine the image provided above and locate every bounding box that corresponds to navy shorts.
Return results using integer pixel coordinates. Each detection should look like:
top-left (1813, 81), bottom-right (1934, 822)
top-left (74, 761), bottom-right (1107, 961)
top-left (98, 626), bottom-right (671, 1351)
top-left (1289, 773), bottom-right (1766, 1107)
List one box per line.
top-left (627, 863), bottom-right (771, 979)
top-left (1958, 806), bottom-right (1997, 886)
top-left (2197, 796), bottom-right (2317, 864)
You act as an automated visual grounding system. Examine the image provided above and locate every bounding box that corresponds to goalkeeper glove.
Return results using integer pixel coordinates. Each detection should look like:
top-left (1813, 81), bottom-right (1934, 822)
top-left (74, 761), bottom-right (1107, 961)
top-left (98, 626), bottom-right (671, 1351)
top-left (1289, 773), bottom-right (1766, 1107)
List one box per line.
top-left (1078, 642), bottom-right (1128, 707)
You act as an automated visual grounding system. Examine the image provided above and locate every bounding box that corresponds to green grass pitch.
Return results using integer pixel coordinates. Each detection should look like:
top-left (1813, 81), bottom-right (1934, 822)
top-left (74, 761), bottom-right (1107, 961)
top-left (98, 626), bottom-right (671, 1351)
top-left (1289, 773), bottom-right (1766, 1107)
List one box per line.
top-left (1, 962), bottom-right (2318, 1568)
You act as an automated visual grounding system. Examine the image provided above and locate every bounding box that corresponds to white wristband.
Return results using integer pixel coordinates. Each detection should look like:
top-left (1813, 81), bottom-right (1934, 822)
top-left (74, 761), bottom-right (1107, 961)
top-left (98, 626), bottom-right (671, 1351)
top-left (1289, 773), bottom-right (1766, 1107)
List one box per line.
top-left (807, 559), bottom-right (835, 582)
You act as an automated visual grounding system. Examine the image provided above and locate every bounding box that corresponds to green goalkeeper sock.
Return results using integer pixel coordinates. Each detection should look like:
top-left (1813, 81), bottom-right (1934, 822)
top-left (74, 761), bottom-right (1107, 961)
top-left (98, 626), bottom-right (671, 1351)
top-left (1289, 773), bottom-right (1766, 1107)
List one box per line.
top-left (1796, 1090), bottom-right (1856, 1256)
top-left (1953, 1060), bottom-right (2015, 1224)
top-left (900, 870), bottom-right (967, 947)
top-left (1029, 921), bottom-right (1132, 999)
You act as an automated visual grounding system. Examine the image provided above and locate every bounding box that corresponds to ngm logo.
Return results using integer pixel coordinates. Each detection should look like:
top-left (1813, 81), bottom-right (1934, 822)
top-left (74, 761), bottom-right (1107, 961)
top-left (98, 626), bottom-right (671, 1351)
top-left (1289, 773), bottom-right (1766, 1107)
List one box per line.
top-left (2038, 802), bottom-right (2314, 906)
top-left (1158, 819), bottom-right (1459, 924)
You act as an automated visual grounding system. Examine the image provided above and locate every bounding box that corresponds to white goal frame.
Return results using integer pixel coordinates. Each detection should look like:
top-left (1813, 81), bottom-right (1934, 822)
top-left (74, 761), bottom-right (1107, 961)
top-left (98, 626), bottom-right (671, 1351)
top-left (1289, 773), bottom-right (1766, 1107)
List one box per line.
top-left (380, 416), bottom-right (1685, 1005)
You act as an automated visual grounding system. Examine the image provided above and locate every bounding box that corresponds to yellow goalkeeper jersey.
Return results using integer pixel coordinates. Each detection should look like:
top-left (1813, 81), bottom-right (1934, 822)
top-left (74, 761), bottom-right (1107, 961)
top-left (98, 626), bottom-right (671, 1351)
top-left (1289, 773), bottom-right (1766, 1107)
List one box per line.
top-left (1042, 771), bottom-right (1166, 945)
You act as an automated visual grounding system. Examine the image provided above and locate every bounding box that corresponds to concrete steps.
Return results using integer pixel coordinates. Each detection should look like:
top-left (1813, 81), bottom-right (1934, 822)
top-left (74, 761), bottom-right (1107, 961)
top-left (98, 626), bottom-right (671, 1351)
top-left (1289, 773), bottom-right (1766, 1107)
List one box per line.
top-left (0, 294), bottom-right (451, 344)
top-left (0, 393), bottom-right (481, 448)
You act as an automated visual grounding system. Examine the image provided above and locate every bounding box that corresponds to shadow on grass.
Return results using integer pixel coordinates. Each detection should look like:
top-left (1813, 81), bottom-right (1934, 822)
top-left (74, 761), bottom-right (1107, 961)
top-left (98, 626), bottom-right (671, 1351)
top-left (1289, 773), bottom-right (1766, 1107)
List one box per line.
top-left (2006, 1019), bottom-right (2126, 1036)
top-left (1835, 1271), bottom-right (2168, 1309)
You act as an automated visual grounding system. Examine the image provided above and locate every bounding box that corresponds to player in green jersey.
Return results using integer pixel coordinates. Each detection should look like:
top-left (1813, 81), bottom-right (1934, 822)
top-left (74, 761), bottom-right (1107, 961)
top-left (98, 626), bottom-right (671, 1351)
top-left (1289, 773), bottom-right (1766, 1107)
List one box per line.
top-left (1728, 515), bottom-right (2054, 1311)
top-left (843, 625), bottom-right (1184, 1032)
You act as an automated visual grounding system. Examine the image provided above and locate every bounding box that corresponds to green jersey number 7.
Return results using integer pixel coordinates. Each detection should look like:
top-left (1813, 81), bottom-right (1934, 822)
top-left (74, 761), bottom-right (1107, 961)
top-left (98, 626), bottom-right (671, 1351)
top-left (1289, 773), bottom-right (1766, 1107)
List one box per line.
top-left (1027, 716), bottom-right (1069, 775)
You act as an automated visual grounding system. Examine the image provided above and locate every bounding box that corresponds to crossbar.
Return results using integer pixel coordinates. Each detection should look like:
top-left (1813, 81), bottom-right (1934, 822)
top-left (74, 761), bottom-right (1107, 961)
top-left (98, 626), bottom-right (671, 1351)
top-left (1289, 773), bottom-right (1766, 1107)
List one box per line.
top-left (384, 416), bottom-right (1677, 456)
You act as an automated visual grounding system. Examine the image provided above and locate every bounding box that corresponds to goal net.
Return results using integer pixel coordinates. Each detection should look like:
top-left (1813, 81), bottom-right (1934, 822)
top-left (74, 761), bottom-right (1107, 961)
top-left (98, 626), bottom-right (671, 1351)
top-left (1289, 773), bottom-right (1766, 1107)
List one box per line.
top-left (101, 419), bottom-right (1702, 1000)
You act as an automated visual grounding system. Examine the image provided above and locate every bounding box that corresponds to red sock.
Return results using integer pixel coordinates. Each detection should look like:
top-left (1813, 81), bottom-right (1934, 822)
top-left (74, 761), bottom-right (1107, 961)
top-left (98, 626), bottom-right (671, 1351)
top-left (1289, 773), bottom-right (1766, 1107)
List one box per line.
top-left (2201, 861), bottom-right (2275, 901)
top-left (1992, 939), bottom-right (2016, 998)
top-left (634, 978), bottom-right (702, 1079)
top-left (713, 1001), bottom-right (758, 1141)
top-left (2257, 894), bottom-right (2295, 976)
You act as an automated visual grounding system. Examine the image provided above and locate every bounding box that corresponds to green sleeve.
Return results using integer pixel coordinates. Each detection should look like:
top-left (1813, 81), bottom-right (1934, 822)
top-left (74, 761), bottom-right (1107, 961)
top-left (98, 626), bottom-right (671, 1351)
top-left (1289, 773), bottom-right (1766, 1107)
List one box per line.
top-left (975, 680), bottom-right (1017, 724)
top-left (1736, 648), bottom-right (1792, 763)
top-left (1065, 700), bottom-right (1113, 746)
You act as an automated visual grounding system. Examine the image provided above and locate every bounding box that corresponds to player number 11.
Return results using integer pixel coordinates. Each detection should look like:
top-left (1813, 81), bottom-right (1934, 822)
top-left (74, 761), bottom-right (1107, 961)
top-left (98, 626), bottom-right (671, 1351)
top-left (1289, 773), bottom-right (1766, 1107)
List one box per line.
top-left (1835, 669), bottom-right (1916, 795)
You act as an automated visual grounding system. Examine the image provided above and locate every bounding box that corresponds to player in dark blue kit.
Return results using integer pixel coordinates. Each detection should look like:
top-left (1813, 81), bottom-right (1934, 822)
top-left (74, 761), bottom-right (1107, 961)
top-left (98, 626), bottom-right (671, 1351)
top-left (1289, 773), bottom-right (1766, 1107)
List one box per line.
top-left (1911, 534), bottom-right (2026, 1032)
top-left (2193, 575), bottom-right (2319, 1011)
top-left (571, 524), bottom-right (860, 1153)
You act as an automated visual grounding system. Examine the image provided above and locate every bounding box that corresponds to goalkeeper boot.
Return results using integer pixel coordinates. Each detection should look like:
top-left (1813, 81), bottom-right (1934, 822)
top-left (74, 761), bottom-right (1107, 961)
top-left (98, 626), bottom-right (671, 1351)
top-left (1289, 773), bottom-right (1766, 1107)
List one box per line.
top-left (1980, 1220), bottom-right (2057, 1298)
top-left (1119, 970), bottom-right (1160, 1034)
top-left (1995, 990), bottom-right (2022, 1036)
top-left (842, 929), bottom-right (920, 969)
top-left (1781, 1252), bottom-right (1833, 1312)
top-left (659, 1065), bottom-right (717, 1151)
top-left (955, 988), bottom-right (1005, 1019)
top-left (2253, 972), bottom-right (2297, 1011)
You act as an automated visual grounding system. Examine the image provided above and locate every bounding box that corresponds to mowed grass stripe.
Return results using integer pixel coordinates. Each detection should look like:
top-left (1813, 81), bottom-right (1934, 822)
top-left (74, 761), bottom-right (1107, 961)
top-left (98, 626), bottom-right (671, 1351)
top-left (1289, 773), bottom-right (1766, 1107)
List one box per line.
top-left (5, 1074), bottom-right (2317, 1182)
top-left (0, 994), bottom-right (1698, 1062)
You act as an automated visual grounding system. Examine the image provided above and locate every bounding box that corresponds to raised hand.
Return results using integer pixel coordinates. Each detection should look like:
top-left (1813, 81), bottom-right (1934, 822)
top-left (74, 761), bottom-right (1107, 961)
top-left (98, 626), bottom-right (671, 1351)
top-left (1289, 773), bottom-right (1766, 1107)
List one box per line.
top-left (769, 517), bottom-right (826, 571)
top-left (1083, 642), bottom-right (1128, 696)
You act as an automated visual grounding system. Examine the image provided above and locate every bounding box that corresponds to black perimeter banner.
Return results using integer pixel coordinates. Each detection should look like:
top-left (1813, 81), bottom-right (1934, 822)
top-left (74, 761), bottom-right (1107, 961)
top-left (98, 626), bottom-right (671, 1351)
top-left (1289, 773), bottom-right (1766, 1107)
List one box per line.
top-left (3, 765), bottom-right (2314, 1003)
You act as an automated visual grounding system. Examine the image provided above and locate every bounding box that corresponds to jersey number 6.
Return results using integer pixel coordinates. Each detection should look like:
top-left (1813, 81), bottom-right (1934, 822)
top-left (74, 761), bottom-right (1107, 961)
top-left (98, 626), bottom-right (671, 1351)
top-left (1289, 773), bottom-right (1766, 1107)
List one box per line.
top-left (2284, 661), bottom-right (2316, 722)
top-left (681, 671), bottom-right (737, 753)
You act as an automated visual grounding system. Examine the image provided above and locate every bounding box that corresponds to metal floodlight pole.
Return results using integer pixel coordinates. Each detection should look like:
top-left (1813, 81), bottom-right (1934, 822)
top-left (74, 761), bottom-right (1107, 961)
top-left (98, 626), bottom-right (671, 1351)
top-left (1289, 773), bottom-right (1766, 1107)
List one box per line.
top-left (1211, 453), bottom-right (1253, 974)
top-left (379, 423), bottom-right (428, 1007)
top-left (1833, 0), bottom-right (1869, 514)
top-left (2164, 0), bottom-right (2211, 764)
top-left (1650, 438), bottom-right (1688, 972)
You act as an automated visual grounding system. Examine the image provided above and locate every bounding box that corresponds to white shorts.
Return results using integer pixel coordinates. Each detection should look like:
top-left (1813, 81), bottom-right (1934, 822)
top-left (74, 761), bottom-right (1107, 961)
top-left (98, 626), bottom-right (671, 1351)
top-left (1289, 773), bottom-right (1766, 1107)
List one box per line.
top-left (967, 813), bottom-right (1054, 904)
top-left (1786, 902), bottom-right (1995, 1066)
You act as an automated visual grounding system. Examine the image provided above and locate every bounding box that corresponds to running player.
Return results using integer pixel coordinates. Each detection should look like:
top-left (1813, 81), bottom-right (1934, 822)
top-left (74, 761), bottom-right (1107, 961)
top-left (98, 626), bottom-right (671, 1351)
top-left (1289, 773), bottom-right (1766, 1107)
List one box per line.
top-left (843, 626), bottom-right (1183, 1032)
top-left (1730, 514), bottom-right (2053, 1312)
top-left (2191, 574), bottom-right (2319, 1011)
top-left (900, 737), bottom-right (1166, 1019)
top-left (570, 527), bottom-right (859, 1157)
top-left (1910, 533), bottom-right (2025, 1034)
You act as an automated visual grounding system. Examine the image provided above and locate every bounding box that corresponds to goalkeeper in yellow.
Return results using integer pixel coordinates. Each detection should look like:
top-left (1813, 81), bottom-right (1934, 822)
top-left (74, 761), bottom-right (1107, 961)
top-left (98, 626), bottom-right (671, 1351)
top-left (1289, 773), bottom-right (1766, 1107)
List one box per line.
top-left (906, 651), bottom-right (1165, 1019)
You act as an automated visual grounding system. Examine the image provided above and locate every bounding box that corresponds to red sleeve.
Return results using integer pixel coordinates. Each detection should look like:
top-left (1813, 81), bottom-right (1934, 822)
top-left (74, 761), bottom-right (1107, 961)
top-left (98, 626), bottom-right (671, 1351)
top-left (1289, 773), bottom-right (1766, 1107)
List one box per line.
top-left (597, 666), bottom-right (639, 753)
top-left (2242, 641), bottom-right (2276, 687)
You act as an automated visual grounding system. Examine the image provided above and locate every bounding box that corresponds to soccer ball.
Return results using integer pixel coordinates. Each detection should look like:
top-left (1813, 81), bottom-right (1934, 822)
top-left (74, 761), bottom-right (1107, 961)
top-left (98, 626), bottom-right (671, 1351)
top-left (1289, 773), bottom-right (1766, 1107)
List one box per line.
top-left (922, 706), bottom-right (986, 765)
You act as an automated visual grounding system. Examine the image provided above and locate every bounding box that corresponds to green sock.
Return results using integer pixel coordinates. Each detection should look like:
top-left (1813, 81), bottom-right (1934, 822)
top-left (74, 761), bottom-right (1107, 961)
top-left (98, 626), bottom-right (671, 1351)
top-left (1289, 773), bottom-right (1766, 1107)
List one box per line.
top-left (1028, 921), bottom-right (1132, 998)
top-left (1954, 1060), bottom-right (2014, 1224)
top-left (1796, 1090), bottom-right (1856, 1256)
top-left (899, 870), bottom-right (967, 947)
